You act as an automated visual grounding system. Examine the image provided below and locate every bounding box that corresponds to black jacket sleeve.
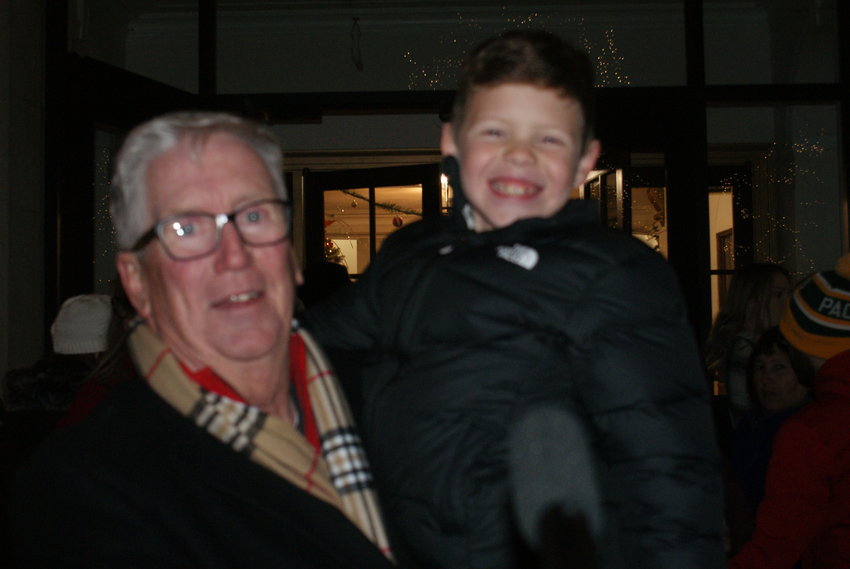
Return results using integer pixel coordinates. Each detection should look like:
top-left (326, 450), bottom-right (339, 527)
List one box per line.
top-left (565, 249), bottom-right (724, 569)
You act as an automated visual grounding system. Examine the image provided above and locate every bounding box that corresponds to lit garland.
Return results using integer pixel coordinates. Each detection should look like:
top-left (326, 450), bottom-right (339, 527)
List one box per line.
top-left (340, 189), bottom-right (422, 217)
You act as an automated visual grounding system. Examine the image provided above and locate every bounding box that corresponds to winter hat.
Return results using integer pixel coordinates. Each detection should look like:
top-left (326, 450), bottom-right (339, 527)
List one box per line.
top-left (51, 294), bottom-right (112, 355)
top-left (780, 253), bottom-right (850, 361)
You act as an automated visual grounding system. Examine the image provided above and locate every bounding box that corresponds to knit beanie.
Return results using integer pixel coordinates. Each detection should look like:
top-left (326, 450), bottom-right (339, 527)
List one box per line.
top-left (51, 294), bottom-right (112, 355)
top-left (780, 253), bottom-right (850, 361)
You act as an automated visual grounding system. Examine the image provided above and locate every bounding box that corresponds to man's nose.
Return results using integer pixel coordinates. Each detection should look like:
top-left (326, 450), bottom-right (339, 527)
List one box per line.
top-left (215, 221), bottom-right (251, 271)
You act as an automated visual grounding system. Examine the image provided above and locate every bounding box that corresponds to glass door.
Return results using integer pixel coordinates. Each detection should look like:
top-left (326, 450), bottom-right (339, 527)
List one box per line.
top-left (322, 185), bottom-right (424, 275)
top-left (303, 164), bottom-right (442, 276)
top-left (707, 163), bottom-right (755, 320)
top-left (581, 165), bottom-right (669, 259)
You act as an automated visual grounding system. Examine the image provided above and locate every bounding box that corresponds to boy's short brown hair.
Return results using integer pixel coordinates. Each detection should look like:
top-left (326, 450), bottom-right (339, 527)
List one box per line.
top-left (450, 29), bottom-right (596, 148)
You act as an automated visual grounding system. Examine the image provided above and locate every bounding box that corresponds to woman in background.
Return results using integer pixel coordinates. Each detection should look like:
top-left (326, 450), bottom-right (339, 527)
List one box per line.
top-left (730, 327), bottom-right (813, 518)
top-left (705, 263), bottom-right (793, 444)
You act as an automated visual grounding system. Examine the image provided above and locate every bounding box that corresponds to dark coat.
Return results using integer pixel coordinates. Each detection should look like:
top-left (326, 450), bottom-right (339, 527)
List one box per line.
top-left (730, 403), bottom-right (808, 514)
top-left (5, 378), bottom-right (396, 569)
top-left (305, 198), bottom-right (725, 569)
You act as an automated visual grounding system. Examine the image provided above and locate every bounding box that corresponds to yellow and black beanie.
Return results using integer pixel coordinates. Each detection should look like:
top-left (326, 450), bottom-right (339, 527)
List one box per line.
top-left (780, 253), bottom-right (850, 360)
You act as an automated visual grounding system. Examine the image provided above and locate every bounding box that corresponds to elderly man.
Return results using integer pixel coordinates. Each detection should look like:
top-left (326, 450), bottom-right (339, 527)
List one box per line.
top-left (7, 112), bottom-right (394, 568)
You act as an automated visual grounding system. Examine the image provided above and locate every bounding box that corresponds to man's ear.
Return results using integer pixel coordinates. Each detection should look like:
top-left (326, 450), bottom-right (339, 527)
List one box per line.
top-left (116, 252), bottom-right (151, 320)
top-left (290, 247), bottom-right (304, 287)
top-left (440, 123), bottom-right (458, 157)
top-left (572, 139), bottom-right (602, 189)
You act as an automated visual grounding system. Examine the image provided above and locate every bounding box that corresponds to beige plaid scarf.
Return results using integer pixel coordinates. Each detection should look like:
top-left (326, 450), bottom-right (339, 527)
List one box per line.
top-left (128, 322), bottom-right (393, 560)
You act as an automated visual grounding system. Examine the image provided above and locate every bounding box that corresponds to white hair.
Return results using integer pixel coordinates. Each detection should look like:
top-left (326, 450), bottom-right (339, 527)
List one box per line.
top-left (110, 111), bottom-right (287, 249)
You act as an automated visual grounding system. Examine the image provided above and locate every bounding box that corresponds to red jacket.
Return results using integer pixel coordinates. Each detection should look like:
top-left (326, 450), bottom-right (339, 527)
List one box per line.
top-left (730, 349), bottom-right (850, 569)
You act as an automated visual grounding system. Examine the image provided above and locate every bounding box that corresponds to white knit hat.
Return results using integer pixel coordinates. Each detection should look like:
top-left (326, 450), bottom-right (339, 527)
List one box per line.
top-left (51, 294), bottom-right (112, 355)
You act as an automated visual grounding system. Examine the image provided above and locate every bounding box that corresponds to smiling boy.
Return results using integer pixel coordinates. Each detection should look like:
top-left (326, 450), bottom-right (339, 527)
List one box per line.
top-left (443, 82), bottom-right (599, 231)
top-left (305, 30), bottom-right (724, 569)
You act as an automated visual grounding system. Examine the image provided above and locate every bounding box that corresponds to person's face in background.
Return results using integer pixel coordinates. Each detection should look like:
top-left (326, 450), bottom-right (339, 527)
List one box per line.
top-left (745, 271), bottom-right (793, 334)
top-left (753, 347), bottom-right (809, 413)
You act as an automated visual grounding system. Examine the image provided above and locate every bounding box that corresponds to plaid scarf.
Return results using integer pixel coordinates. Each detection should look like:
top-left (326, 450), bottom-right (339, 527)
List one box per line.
top-left (128, 322), bottom-right (393, 560)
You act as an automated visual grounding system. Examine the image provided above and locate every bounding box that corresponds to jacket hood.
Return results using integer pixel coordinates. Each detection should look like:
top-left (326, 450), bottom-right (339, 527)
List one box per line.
top-left (814, 348), bottom-right (850, 400)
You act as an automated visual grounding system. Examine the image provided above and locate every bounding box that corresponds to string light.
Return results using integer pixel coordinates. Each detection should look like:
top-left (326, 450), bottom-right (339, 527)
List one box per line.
top-left (403, 10), bottom-right (632, 90)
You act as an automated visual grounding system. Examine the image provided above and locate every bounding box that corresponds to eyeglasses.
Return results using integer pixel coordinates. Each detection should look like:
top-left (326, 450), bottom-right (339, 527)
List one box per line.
top-left (130, 198), bottom-right (291, 261)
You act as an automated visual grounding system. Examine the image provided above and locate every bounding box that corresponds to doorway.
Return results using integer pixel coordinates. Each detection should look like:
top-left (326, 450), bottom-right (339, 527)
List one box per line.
top-left (581, 165), bottom-right (670, 258)
top-left (302, 164), bottom-right (442, 276)
top-left (707, 162), bottom-right (756, 319)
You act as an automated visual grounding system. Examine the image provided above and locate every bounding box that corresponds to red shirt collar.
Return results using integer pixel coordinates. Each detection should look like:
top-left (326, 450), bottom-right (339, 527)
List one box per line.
top-left (179, 362), bottom-right (247, 403)
top-left (176, 333), bottom-right (320, 451)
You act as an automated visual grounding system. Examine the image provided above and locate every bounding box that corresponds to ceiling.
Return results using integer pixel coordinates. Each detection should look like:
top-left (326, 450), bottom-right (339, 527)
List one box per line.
top-left (121, 0), bottom-right (682, 11)
top-left (118, 0), bottom-right (687, 19)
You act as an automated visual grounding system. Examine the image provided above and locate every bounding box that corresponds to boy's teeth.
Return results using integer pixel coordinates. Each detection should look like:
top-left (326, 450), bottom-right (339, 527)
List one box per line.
top-left (229, 292), bottom-right (258, 303)
top-left (492, 181), bottom-right (536, 196)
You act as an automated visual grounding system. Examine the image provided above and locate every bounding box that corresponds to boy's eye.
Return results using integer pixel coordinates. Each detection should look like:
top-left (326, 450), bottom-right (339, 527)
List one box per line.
top-left (481, 128), bottom-right (504, 138)
top-left (540, 135), bottom-right (565, 146)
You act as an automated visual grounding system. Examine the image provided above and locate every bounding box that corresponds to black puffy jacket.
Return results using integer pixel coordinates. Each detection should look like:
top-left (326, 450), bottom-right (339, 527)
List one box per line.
top-left (305, 198), bottom-right (724, 569)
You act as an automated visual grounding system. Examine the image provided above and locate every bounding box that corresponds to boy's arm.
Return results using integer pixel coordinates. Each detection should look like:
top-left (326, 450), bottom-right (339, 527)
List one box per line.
top-left (301, 263), bottom-right (382, 354)
top-left (302, 219), bottom-right (431, 355)
top-left (571, 252), bottom-right (725, 568)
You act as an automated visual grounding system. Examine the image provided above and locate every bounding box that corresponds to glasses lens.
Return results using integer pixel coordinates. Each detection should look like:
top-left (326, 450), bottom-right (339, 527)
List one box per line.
top-left (159, 215), bottom-right (218, 259)
top-left (235, 200), bottom-right (289, 244)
